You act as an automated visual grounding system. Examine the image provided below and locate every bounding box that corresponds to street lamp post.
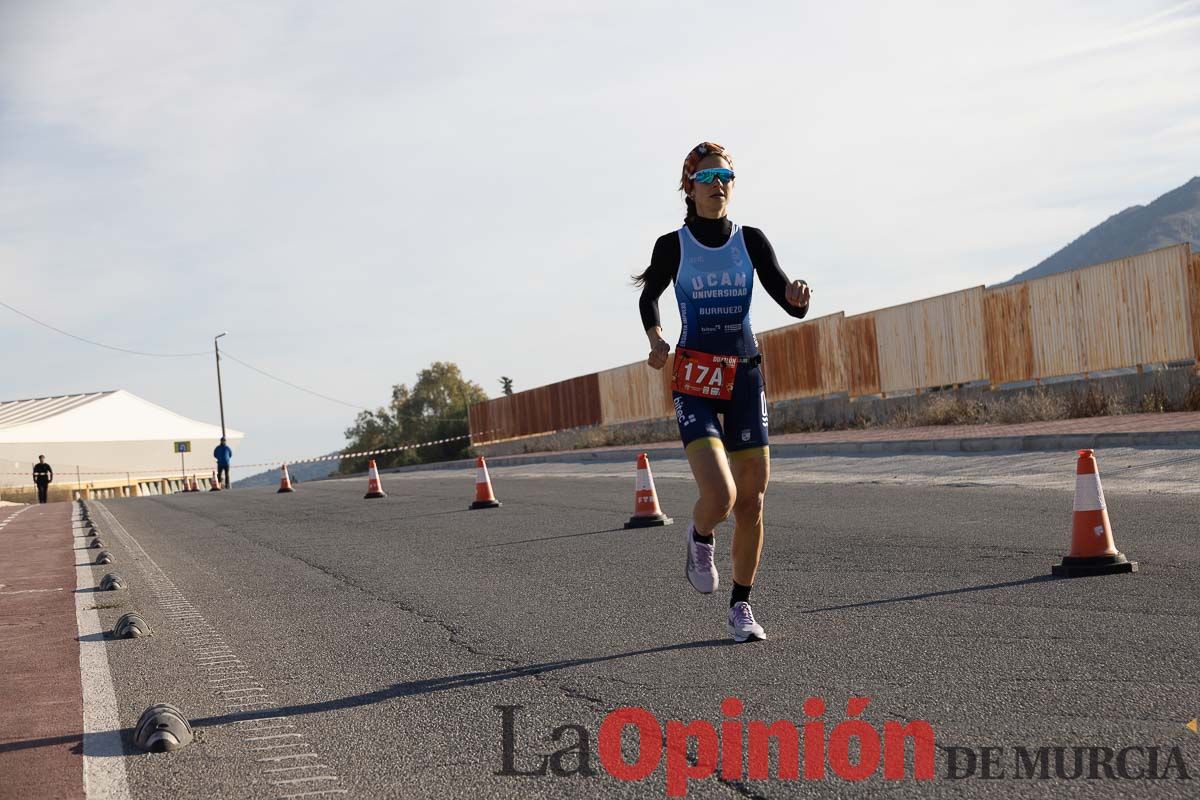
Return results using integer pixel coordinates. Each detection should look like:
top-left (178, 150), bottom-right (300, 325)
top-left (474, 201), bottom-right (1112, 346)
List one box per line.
top-left (214, 332), bottom-right (228, 440)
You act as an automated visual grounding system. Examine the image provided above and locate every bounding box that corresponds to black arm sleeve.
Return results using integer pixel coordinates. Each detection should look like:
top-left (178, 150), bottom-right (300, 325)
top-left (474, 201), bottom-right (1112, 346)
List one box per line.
top-left (637, 233), bottom-right (681, 331)
top-left (745, 227), bottom-right (807, 320)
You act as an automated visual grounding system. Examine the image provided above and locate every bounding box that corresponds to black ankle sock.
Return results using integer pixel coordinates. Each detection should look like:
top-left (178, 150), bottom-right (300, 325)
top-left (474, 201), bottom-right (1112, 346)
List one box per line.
top-left (691, 527), bottom-right (714, 545)
top-left (730, 582), bottom-right (752, 607)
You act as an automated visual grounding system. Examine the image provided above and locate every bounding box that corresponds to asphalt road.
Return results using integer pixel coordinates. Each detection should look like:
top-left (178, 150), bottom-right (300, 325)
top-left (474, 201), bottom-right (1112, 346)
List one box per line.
top-left (83, 456), bottom-right (1200, 799)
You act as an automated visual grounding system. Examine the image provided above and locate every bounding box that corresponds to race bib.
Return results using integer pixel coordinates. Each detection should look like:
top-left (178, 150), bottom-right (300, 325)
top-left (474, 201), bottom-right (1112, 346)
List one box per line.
top-left (672, 349), bottom-right (737, 400)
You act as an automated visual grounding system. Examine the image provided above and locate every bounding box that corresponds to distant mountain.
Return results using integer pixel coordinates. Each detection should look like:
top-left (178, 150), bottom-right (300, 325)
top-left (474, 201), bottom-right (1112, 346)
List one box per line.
top-left (234, 456), bottom-right (340, 488)
top-left (1008, 177), bottom-right (1200, 284)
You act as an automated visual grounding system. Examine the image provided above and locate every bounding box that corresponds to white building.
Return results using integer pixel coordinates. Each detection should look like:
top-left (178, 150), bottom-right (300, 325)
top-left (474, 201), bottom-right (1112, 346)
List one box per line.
top-left (0, 390), bottom-right (244, 489)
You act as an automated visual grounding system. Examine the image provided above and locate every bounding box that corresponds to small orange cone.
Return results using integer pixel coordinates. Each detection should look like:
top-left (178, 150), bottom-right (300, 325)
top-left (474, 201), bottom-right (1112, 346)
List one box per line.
top-left (189, 475), bottom-right (199, 492)
top-left (277, 464), bottom-right (295, 494)
top-left (363, 459), bottom-right (386, 499)
top-left (625, 453), bottom-right (673, 528)
top-left (1052, 449), bottom-right (1136, 577)
top-left (470, 456), bottom-right (501, 509)
top-left (208, 470), bottom-right (221, 492)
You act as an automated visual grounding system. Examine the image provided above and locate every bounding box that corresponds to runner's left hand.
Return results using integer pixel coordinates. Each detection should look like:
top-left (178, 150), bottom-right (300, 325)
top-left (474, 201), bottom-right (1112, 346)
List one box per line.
top-left (786, 279), bottom-right (811, 308)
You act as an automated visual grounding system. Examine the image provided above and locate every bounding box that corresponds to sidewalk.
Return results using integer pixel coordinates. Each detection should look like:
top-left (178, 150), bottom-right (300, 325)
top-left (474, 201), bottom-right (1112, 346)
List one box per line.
top-left (377, 410), bottom-right (1200, 476)
top-left (0, 503), bottom-right (83, 800)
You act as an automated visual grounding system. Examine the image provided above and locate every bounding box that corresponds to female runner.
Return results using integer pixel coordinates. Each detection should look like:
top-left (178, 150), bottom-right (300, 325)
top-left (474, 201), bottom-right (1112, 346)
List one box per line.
top-left (634, 141), bottom-right (811, 642)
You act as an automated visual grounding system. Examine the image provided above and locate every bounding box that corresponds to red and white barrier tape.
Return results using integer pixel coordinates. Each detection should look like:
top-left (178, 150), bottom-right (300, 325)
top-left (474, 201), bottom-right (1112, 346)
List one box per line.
top-left (1, 429), bottom-right (495, 479)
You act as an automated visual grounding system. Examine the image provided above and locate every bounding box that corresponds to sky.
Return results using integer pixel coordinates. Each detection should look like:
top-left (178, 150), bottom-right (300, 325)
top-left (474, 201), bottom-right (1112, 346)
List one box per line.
top-left (2, 0), bottom-right (1198, 478)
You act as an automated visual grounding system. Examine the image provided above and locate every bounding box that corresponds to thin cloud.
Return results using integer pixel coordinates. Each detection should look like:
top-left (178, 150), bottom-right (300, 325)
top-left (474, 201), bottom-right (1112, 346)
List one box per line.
top-left (1036, 3), bottom-right (1200, 62)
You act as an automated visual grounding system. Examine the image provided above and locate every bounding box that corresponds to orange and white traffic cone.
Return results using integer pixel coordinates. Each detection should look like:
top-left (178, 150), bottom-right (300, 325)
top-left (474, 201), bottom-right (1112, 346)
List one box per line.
top-left (189, 475), bottom-right (199, 492)
top-left (209, 470), bottom-right (221, 491)
top-left (277, 464), bottom-right (295, 494)
top-left (1052, 449), bottom-right (1136, 577)
top-left (470, 456), bottom-right (501, 509)
top-left (624, 453), bottom-right (673, 528)
top-left (363, 459), bottom-right (386, 499)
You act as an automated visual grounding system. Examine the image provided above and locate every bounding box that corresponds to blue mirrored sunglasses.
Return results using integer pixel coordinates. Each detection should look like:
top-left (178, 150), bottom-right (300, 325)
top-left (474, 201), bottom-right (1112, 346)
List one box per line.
top-left (690, 168), bottom-right (735, 185)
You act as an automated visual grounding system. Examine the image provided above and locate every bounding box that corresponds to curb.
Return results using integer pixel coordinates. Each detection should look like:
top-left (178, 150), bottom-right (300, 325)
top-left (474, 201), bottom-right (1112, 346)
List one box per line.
top-left (368, 429), bottom-right (1200, 477)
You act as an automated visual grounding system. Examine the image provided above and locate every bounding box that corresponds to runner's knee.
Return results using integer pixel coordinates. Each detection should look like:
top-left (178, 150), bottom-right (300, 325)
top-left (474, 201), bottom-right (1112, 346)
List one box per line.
top-left (733, 490), bottom-right (764, 521)
top-left (701, 483), bottom-right (736, 519)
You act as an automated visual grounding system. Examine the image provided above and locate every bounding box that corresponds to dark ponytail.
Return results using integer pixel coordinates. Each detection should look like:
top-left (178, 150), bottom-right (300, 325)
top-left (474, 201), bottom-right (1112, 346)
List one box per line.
top-left (684, 195), bottom-right (697, 223)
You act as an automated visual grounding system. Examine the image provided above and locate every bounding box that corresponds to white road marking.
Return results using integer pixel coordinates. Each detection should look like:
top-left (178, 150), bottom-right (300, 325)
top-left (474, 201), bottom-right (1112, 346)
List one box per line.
top-left (272, 776), bottom-right (339, 786)
top-left (239, 724), bottom-right (296, 733)
top-left (256, 753), bottom-right (320, 763)
top-left (244, 733), bottom-right (304, 742)
top-left (72, 507), bottom-right (132, 800)
top-left (90, 502), bottom-right (348, 797)
top-left (263, 764), bottom-right (330, 774)
top-left (251, 742), bottom-right (310, 751)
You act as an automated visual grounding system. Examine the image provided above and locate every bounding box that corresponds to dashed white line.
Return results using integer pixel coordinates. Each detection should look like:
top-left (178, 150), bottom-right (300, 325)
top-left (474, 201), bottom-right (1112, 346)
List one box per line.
top-left (245, 733), bottom-right (304, 742)
top-left (256, 753), bottom-right (320, 764)
top-left (90, 503), bottom-right (348, 797)
top-left (251, 742), bottom-right (311, 751)
top-left (263, 764), bottom-right (330, 774)
top-left (272, 776), bottom-right (340, 786)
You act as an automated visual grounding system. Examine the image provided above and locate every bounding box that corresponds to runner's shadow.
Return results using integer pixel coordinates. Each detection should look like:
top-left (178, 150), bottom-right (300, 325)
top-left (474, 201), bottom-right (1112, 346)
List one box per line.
top-left (803, 574), bottom-right (1059, 613)
top-left (477, 527), bottom-right (628, 548)
top-left (0, 729), bottom-right (130, 757)
top-left (191, 638), bottom-right (734, 728)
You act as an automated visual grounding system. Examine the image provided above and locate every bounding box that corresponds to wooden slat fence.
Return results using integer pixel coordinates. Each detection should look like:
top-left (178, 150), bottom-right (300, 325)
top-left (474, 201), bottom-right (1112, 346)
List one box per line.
top-left (470, 243), bottom-right (1198, 444)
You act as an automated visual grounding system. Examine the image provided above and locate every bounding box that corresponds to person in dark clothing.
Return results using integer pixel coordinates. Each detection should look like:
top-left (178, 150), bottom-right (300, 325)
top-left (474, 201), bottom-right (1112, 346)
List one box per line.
top-left (213, 438), bottom-right (233, 489)
top-left (32, 455), bottom-right (53, 504)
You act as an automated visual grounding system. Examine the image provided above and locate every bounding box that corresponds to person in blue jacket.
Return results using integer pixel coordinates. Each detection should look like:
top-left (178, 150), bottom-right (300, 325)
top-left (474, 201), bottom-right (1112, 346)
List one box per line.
top-left (213, 438), bottom-right (233, 489)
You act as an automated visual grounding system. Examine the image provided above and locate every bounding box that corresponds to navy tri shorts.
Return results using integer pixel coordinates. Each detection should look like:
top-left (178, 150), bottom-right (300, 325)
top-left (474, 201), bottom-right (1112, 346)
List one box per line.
top-left (672, 364), bottom-right (769, 459)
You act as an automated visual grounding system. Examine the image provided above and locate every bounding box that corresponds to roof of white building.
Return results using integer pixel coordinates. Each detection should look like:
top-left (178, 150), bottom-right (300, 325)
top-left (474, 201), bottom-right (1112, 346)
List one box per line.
top-left (0, 390), bottom-right (244, 443)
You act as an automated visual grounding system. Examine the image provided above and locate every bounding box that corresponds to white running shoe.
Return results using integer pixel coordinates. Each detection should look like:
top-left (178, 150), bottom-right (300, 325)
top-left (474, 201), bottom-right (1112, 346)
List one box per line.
top-left (684, 524), bottom-right (719, 594)
top-left (727, 601), bottom-right (766, 642)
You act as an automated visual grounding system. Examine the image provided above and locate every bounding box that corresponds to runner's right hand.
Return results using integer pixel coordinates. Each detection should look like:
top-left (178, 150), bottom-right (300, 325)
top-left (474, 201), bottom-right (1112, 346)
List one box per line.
top-left (647, 338), bottom-right (670, 370)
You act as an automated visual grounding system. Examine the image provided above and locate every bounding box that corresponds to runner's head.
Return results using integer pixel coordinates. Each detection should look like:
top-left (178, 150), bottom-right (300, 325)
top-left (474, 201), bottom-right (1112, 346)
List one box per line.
top-left (680, 141), bottom-right (734, 221)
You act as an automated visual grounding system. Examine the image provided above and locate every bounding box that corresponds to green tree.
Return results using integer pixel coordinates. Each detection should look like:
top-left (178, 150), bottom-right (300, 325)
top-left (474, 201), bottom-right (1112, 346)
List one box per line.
top-left (340, 362), bottom-right (487, 473)
top-left (500, 376), bottom-right (514, 396)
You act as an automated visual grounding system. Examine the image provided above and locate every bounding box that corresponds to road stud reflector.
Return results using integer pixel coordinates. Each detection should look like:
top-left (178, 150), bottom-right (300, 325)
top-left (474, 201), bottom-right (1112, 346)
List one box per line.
top-left (114, 612), bottom-right (152, 638)
top-left (134, 704), bottom-right (193, 752)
